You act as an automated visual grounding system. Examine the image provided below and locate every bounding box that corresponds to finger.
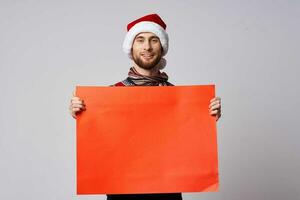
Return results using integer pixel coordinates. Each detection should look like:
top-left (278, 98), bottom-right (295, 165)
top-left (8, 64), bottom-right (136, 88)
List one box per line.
top-left (71, 97), bottom-right (80, 103)
top-left (70, 110), bottom-right (76, 118)
top-left (71, 100), bottom-right (85, 105)
top-left (71, 111), bottom-right (78, 119)
top-left (73, 106), bottom-right (86, 111)
top-left (209, 101), bottom-right (220, 108)
top-left (72, 103), bottom-right (86, 110)
top-left (71, 96), bottom-right (84, 100)
top-left (71, 98), bottom-right (85, 105)
top-left (210, 110), bottom-right (218, 115)
top-left (70, 107), bottom-right (83, 118)
top-left (72, 107), bottom-right (81, 112)
top-left (216, 112), bottom-right (222, 121)
top-left (72, 104), bottom-right (85, 109)
top-left (209, 99), bottom-right (221, 107)
top-left (71, 103), bottom-right (86, 110)
top-left (209, 104), bottom-right (221, 112)
top-left (210, 97), bottom-right (221, 103)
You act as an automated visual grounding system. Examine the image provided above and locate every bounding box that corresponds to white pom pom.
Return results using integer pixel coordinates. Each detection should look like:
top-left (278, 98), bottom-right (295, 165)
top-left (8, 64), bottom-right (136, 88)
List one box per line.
top-left (157, 57), bottom-right (167, 70)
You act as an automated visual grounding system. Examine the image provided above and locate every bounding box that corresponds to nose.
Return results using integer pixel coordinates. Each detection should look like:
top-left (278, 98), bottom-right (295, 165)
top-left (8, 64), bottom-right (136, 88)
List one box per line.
top-left (143, 40), bottom-right (152, 51)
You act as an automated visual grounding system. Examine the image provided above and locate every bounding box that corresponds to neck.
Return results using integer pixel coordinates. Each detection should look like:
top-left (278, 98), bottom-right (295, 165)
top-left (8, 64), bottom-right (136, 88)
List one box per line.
top-left (133, 63), bottom-right (159, 77)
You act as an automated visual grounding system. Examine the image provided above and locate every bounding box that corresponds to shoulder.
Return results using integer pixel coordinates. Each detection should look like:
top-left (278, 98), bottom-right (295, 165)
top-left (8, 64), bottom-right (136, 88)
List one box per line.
top-left (110, 78), bottom-right (134, 87)
top-left (112, 81), bottom-right (126, 87)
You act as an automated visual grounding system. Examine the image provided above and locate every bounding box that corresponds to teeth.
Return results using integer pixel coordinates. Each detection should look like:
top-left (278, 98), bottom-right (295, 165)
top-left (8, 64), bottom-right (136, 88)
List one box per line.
top-left (142, 54), bottom-right (153, 57)
top-left (142, 55), bottom-right (153, 59)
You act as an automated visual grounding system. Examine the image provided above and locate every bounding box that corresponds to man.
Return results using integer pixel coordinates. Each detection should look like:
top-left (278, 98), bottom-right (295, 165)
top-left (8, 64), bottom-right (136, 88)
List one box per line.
top-left (69, 14), bottom-right (221, 200)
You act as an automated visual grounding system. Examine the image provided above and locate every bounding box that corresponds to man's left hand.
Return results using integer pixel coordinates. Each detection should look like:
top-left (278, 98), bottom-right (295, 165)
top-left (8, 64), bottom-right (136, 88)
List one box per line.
top-left (209, 97), bottom-right (221, 121)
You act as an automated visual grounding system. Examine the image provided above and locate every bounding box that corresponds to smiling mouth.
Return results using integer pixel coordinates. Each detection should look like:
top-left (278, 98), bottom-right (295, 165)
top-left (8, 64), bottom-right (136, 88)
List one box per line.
top-left (141, 53), bottom-right (154, 59)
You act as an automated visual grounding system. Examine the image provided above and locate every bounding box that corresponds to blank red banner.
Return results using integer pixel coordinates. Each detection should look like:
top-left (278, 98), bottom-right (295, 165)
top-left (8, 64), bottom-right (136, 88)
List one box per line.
top-left (76, 85), bottom-right (219, 195)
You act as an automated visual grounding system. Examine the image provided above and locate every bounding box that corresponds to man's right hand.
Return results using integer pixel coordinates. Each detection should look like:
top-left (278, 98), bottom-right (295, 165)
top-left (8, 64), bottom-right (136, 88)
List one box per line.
top-left (69, 91), bottom-right (86, 119)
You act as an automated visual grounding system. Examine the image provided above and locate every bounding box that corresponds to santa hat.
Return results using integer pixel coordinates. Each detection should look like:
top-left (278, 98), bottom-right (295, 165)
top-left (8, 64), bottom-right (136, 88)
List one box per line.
top-left (122, 13), bottom-right (169, 69)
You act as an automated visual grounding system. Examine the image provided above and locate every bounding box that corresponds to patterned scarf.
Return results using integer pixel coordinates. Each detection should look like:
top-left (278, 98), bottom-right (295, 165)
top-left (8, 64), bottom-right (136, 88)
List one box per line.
top-left (126, 67), bottom-right (172, 86)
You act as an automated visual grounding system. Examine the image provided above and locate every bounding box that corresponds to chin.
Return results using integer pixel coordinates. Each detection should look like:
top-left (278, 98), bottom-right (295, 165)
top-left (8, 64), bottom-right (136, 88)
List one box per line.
top-left (140, 64), bottom-right (157, 70)
top-left (133, 55), bottom-right (161, 70)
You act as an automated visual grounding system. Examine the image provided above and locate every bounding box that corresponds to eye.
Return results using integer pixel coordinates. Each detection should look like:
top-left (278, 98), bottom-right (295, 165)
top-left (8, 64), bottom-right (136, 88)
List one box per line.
top-left (136, 38), bottom-right (144, 43)
top-left (151, 38), bottom-right (159, 42)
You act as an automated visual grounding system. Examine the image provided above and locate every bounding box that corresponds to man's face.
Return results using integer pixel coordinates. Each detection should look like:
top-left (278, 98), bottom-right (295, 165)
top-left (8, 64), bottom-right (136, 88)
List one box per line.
top-left (132, 32), bottom-right (162, 70)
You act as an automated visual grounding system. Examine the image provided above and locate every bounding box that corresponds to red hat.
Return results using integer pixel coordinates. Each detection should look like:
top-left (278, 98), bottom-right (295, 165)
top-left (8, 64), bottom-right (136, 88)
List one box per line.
top-left (122, 14), bottom-right (169, 69)
top-left (127, 14), bottom-right (167, 31)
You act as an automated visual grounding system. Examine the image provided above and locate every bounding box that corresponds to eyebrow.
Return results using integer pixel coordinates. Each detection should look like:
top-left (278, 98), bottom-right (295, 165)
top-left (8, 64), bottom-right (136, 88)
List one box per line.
top-left (135, 35), bottom-right (159, 40)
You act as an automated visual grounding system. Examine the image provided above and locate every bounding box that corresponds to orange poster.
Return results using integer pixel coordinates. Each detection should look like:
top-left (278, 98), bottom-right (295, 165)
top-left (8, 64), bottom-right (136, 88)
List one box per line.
top-left (76, 85), bottom-right (219, 195)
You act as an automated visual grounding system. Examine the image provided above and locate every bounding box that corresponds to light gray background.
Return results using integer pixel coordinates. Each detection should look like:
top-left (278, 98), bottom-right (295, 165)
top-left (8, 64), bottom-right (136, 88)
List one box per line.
top-left (0, 1), bottom-right (299, 200)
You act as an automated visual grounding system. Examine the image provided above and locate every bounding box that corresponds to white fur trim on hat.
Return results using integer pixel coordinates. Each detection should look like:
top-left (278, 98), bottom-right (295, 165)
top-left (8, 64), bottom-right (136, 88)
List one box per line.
top-left (156, 57), bottom-right (167, 70)
top-left (122, 21), bottom-right (169, 59)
